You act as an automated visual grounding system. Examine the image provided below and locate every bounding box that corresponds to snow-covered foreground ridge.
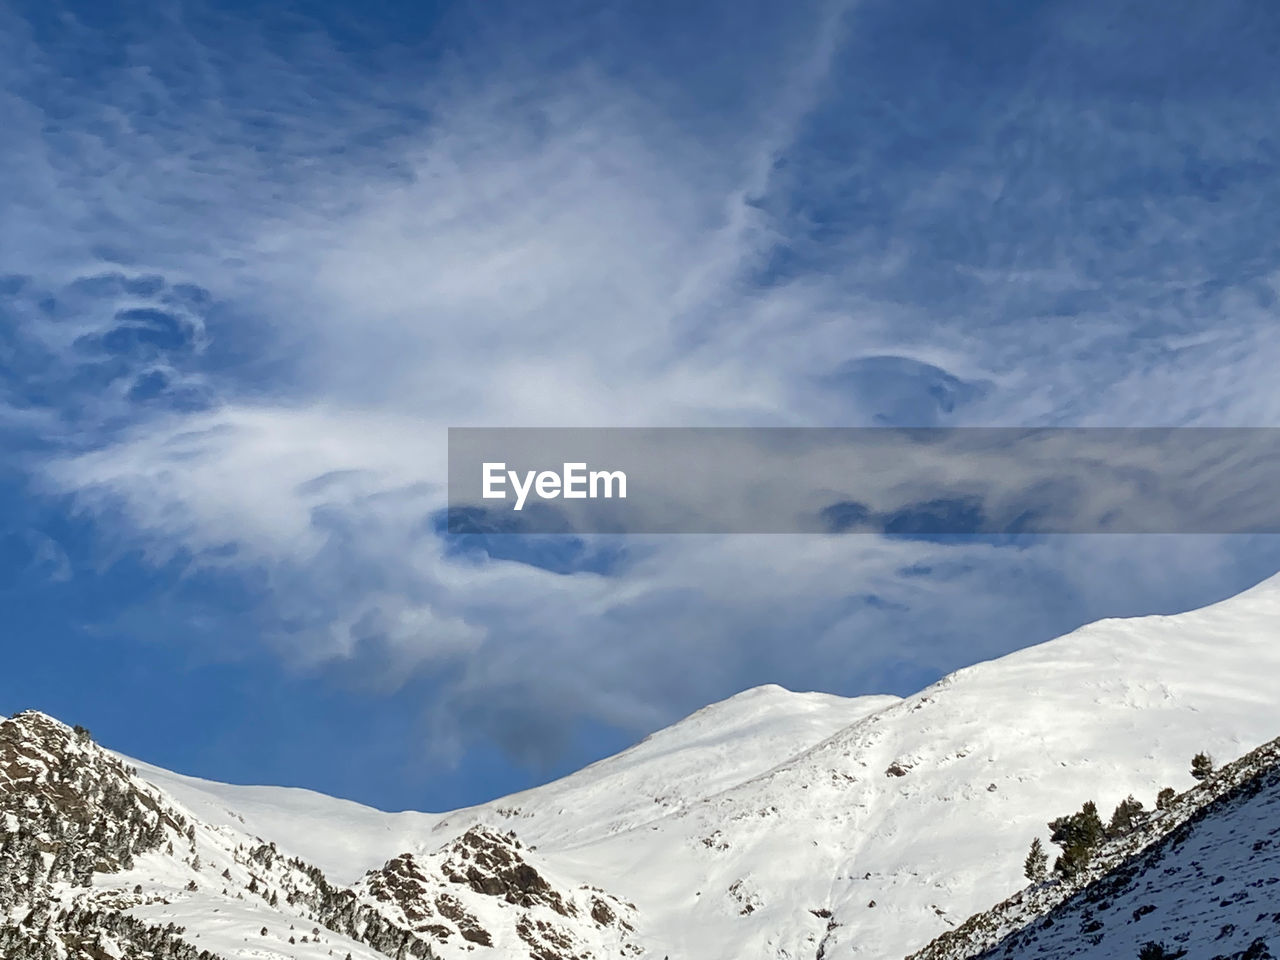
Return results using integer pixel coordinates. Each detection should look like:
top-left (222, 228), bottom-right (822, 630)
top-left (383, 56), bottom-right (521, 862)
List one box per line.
top-left (910, 731), bottom-right (1280, 959)
top-left (5, 571), bottom-right (1280, 959)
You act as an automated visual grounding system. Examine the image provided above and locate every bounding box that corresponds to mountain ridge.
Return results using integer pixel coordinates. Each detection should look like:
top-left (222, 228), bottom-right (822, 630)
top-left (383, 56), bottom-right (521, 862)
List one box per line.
top-left (7, 571), bottom-right (1280, 959)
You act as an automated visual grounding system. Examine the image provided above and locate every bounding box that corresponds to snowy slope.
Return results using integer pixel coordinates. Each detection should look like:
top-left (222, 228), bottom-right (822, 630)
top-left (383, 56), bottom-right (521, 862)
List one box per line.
top-left (113, 822), bottom-right (645, 960)
top-left (128, 762), bottom-right (440, 885)
top-left (11, 571), bottom-right (1280, 960)
top-left (131, 683), bottom-right (896, 880)
top-left (912, 734), bottom-right (1280, 959)
top-left (427, 684), bottom-right (902, 851)
top-left (985, 767), bottom-right (1280, 958)
top-left (408, 571), bottom-right (1280, 960)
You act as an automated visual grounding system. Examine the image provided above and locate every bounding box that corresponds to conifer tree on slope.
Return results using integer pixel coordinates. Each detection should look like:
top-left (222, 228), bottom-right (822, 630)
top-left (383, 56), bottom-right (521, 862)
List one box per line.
top-left (1023, 837), bottom-right (1048, 882)
top-left (1048, 800), bottom-right (1104, 878)
top-left (1190, 751), bottom-right (1215, 781)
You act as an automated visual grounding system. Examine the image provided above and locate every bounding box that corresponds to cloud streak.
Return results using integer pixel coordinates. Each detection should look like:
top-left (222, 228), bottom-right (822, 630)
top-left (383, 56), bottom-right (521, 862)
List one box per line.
top-left (6, 0), bottom-right (1280, 776)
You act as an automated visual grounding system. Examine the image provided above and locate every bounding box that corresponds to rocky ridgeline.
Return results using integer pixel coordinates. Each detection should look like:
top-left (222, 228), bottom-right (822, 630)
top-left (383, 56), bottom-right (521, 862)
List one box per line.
top-left (1, 711), bottom-right (643, 960)
top-left (0, 711), bottom-right (448, 959)
top-left (0, 711), bottom-right (187, 900)
top-left (909, 735), bottom-right (1280, 960)
top-left (359, 826), bottom-right (641, 959)
top-left (233, 838), bottom-right (439, 958)
top-left (0, 711), bottom-right (453, 959)
top-left (0, 710), bottom-right (220, 958)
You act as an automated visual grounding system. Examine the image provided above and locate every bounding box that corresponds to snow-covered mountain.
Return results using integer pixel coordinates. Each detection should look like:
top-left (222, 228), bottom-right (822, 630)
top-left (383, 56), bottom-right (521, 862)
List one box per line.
top-left (1, 710), bottom-right (643, 960)
top-left (7, 572), bottom-right (1280, 959)
top-left (134, 684), bottom-right (897, 884)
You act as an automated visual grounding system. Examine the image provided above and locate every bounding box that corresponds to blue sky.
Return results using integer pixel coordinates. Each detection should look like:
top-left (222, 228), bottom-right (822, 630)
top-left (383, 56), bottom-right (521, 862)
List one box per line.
top-left (3, 0), bottom-right (1280, 812)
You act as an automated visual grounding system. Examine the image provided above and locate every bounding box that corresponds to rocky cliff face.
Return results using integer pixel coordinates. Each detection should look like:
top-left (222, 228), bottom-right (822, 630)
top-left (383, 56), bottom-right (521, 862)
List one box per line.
top-left (0, 711), bottom-right (178, 890)
top-left (359, 826), bottom-right (641, 958)
top-left (1, 711), bottom-right (219, 958)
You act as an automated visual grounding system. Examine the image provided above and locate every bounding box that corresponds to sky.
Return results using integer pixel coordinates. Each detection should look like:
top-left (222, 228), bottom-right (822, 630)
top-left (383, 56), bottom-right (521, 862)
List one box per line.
top-left (3, 0), bottom-right (1280, 812)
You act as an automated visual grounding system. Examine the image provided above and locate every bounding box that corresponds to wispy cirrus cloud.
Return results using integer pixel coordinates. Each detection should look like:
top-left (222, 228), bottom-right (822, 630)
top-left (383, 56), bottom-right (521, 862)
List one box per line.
top-left (5, 0), bottom-right (1280, 781)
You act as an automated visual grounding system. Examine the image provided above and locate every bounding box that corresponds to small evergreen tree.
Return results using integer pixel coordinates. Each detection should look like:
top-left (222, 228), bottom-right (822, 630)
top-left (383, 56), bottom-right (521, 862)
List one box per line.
top-left (1048, 800), bottom-right (1105, 878)
top-left (1190, 752), bottom-right (1214, 781)
top-left (1156, 787), bottom-right (1176, 810)
top-left (1107, 795), bottom-right (1144, 837)
top-left (1023, 837), bottom-right (1048, 881)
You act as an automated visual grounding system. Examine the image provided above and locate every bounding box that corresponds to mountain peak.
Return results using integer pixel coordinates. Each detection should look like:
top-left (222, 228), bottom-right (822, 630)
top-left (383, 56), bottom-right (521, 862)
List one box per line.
top-left (1, 709), bottom-right (135, 809)
top-left (8, 573), bottom-right (1280, 960)
top-left (3, 708), bottom-right (76, 739)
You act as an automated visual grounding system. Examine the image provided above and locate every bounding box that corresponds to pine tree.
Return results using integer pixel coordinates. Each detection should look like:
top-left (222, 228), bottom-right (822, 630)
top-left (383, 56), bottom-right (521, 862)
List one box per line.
top-left (1107, 795), bottom-right (1144, 837)
top-left (1190, 752), bottom-right (1214, 781)
top-left (1048, 800), bottom-right (1105, 878)
top-left (1023, 837), bottom-right (1048, 881)
top-left (1156, 787), bottom-right (1176, 810)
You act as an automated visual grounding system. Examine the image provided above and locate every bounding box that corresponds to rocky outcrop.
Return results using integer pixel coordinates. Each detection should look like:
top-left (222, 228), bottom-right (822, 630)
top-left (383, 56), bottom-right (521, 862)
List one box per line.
top-left (0, 712), bottom-right (180, 907)
top-left (0, 712), bottom-right (224, 959)
top-left (441, 827), bottom-right (573, 914)
top-left (360, 825), bottom-right (640, 959)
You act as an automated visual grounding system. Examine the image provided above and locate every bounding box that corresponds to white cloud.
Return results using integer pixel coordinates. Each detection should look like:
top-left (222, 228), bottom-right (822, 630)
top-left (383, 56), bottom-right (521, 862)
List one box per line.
top-left (10, 0), bottom-right (1280, 767)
